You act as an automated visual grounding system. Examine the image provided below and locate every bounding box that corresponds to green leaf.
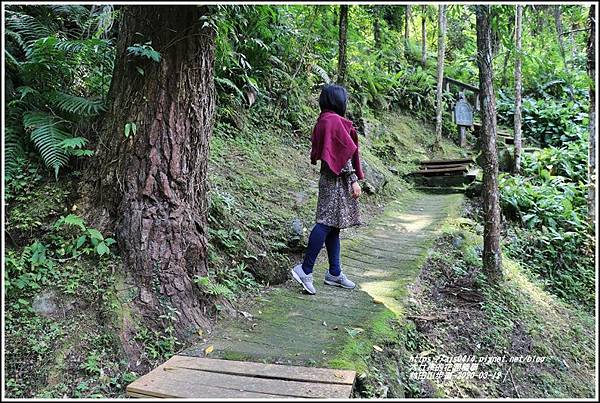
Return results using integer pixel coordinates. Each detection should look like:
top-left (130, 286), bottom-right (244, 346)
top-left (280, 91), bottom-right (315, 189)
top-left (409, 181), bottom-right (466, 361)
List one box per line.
top-left (124, 122), bottom-right (137, 138)
top-left (87, 228), bottom-right (104, 241)
top-left (96, 242), bottom-right (109, 256)
top-left (56, 214), bottom-right (86, 230)
top-left (58, 136), bottom-right (88, 149)
top-left (23, 112), bottom-right (71, 178)
top-left (76, 235), bottom-right (87, 248)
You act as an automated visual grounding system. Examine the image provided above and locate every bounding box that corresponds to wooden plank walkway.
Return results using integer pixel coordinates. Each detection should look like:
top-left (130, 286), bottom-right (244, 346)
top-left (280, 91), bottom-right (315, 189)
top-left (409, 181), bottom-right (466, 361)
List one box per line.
top-left (126, 355), bottom-right (355, 398)
top-left (126, 192), bottom-right (464, 398)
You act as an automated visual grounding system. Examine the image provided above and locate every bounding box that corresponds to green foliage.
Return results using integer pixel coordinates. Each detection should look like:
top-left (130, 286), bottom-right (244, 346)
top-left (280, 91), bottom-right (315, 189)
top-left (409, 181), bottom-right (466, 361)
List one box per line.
top-left (499, 131), bottom-right (594, 310)
top-left (5, 214), bottom-right (116, 295)
top-left (497, 91), bottom-right (588, 147)
top-left (126, 42), bottom-right (161, 62)
top-left (5, 5), bottom-right (115, 179)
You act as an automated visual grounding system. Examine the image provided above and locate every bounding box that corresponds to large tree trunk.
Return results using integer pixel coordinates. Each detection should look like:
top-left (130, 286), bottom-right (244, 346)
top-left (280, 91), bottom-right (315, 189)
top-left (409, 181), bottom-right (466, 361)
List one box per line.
top-left (554, 5), bottom-right (575, 100)
top-left (421, 5), bottom-right (427, 66)
top-left (404, 5), bottom-right (411, 54)
top-left (337, 5), bottom-right (348, 86)
top-left (434, 5), bottom-right (447, 144)
top-left (88, 5), bottom-right (216, 352)
top-left (513, 5), bottom-right (523, 174)
top-left (588, 5), bottom-right (596, 225)
top-left (476, 5), bottom-right (502, 283)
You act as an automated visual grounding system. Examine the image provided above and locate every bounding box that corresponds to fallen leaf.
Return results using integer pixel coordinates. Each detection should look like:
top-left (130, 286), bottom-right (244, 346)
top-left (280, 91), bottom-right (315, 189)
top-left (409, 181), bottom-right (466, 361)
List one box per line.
top-left (204, 345), bottom-right (214, 354)
top-left (322, 321), bottom-right (327, 327)
top-left (373, 345), bottom-right (383, 352)
top-left (239, 311), bottom-right (253, 320)
top-left (197, 329), bottom-right (203, 337)
top-left (373, 298), bottom-right (384, 304)
top-left (321, 350), bottom-right (327, 355)
top-left (345, 327), bottom-right (364, 338)
top-left (163, 366), bottom-right (176, 371)
top-left (334, 372), bottom-right (344, 379)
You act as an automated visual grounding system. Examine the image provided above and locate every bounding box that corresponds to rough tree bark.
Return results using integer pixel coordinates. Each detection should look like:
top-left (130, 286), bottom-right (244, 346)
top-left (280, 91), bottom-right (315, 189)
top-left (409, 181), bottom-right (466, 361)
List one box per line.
top-left (421, 5), bottom-right (427, 66)
top-left (337, 5), bottom-right (348, 86)
top-left (588, 5), bottom-right (596, 225)
top-left (435, 5), bottom-right (447, 145)
top-left (404, 5), bottom-right (411, 54)
top-left (513, 5), bottom-right (523, 174)
top-left (476, 5), bottom-right (502, 283)
top-left (88, 5), bottom-right (216, 354)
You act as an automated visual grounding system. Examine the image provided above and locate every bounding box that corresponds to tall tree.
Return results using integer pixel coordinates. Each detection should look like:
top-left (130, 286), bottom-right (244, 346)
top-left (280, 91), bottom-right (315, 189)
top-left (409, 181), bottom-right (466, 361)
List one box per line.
top-left (88, 5), bottom-right (216, 351)
top-left (513, 5), bottom-right (523, 174)
top-left (476, 5), bottom-right (502, 282)
top-left (404, 5), bottom-right (411, 54)
top-left (588, 5), bottom-right (596, 224)
top-left (421, 5), bottom-right (427, 66)
top-left (553, 5), bottom-right (575, 99)
top-left (338, 5), bottom-right (348, 86)
top-left (434, 5), bottom-right (447, 145)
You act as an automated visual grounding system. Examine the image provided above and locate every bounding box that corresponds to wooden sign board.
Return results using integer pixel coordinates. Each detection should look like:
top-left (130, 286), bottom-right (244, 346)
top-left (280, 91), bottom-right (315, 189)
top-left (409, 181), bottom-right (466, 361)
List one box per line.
top-left (454, 99), bottom-right (473, 127)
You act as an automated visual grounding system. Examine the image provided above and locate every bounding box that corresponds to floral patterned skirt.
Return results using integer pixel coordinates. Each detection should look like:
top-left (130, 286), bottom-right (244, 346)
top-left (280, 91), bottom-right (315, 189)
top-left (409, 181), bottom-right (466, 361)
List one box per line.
top-left (315, 167), bottom-right (362, 229)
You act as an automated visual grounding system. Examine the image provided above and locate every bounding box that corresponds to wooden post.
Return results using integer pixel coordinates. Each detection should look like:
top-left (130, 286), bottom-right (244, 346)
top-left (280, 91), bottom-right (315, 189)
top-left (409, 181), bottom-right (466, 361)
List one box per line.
top-left (460, 126), bottom-right (466, 147)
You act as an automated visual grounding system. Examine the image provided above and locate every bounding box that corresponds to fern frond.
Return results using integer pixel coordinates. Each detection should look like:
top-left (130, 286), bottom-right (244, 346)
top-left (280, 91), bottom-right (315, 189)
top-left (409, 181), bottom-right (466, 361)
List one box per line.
top-left (23, 112), bottom-right (71, 178)
top-left (215, 76), bottom-right (244, 98)
top-left (5, 11), bottom-right (53, 51)
top-left (51, 92), bottom-right (106, 116)
top-left (4, 125), bottom-right (26, 179)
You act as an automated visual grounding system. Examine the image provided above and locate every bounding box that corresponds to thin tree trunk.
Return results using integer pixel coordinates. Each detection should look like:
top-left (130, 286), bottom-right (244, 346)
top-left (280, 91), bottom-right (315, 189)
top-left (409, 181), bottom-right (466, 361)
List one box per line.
top-left (588, 5), bottom-right (596, 224)
top-left (435, 5), bottom-right (447, 144)
top-left (476, 5), bottom-right (502, 283)
top-left (88, 5), bottom-right (215, 358)
top-left (421, 6), bottom-right (427, 66)
top-left (513, 5), bottom-right (523, 174)
top-left (404, 5), bottom-right (411, 54)
top-left (374, 14), bottom-right (381, 51)
top-left (554, 5), bottom-right (575, 100)
top-left (500, 48), bottom-right (512, 88)
top-left (338, 5), bottom-right (348, 86)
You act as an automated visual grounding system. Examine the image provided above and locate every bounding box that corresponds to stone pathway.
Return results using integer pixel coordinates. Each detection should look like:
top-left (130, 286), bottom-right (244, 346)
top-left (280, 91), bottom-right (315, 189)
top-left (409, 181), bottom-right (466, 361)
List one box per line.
top-left (181, 191), bottom-right (464, 370)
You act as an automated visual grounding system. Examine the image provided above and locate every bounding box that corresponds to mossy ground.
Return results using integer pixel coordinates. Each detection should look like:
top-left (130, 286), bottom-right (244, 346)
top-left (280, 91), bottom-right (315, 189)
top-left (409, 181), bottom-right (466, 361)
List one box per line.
top-left (180, 192), bottom-right (464, 398)
top-left (402, 200), bottom-right (596, 398)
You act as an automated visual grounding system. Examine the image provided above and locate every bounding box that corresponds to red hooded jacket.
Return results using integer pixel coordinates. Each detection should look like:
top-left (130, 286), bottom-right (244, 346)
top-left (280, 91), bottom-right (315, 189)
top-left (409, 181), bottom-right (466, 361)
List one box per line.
top-left (310, 111), bottom-right (365, 180)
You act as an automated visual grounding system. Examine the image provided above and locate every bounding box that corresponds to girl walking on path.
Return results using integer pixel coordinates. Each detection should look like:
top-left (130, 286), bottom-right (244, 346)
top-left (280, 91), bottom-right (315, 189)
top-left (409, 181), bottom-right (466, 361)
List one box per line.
top-left (291, 84), bottom-right (364, 295)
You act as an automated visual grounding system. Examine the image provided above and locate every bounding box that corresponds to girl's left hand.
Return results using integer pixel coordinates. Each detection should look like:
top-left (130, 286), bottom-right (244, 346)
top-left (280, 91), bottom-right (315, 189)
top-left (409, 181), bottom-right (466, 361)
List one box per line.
top-left (351, 182), bottom-right (361, 199)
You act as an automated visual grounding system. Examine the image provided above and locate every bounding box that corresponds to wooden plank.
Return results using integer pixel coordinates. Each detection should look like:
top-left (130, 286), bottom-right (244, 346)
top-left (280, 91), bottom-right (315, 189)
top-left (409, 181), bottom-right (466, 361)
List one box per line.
top-left (444, 76), bottom-right (480, 92)
top-left (412, 166), bottom-right (468, 175)
top-left (162, 355), bottom-right (355, 385)
top-left (419, 163), bottom-right (470, 170)
top-left (420, 158), bottom-right (473, 165)
top-left (127, 365), bottom-right (353, 398)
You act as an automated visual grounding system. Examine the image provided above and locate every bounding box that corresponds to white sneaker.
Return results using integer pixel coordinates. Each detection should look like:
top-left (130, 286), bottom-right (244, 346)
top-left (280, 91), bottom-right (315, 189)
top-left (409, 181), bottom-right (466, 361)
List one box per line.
top-left (324, 271), bottom-right (356, 289)
top-left (291, 264), bottom-right (316, 295)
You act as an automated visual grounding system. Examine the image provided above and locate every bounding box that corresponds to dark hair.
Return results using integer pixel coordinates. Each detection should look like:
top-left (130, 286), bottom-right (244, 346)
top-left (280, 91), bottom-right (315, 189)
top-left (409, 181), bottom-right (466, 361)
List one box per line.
top-left (319, 84), bottom-right (348, 117)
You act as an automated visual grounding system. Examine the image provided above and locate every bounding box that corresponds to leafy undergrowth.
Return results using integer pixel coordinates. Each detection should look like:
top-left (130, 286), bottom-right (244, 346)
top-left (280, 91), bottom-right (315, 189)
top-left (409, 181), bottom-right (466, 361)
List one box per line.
top-left (4, 169), bottom-right (136, 398)
top-left (400, 205), bottom-right (595, 398)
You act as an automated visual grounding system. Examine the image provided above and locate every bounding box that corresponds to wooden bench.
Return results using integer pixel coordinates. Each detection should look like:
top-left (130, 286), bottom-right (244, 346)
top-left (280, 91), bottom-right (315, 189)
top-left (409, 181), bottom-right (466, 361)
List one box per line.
top-left (126, 355), bottom-right (356, 399)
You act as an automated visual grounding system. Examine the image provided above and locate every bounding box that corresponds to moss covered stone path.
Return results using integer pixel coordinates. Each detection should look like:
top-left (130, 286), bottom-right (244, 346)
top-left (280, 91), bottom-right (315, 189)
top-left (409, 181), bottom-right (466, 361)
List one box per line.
top-left (181, 191), bottom-right (464, 371)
